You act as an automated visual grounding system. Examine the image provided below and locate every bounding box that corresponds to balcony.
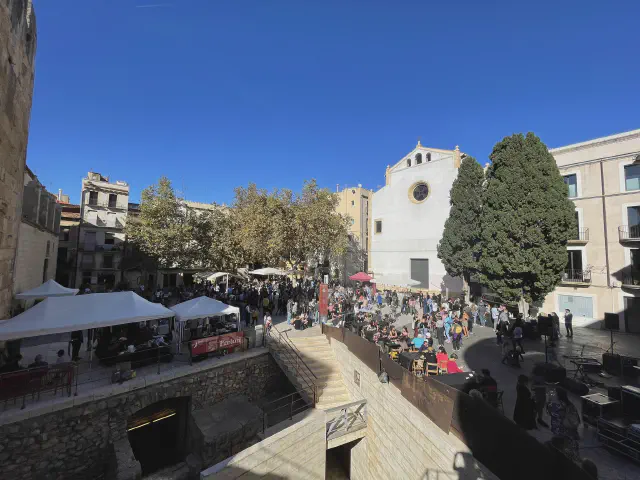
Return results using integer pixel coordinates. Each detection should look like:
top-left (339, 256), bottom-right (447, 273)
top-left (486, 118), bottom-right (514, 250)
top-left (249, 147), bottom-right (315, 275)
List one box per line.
top-left (561, 269), bottom-right (592, 285)
top-left (87, 200), bottom-right (127, 211)
top-left (622, 269), bottom-right (640, 289)
top-left (567, 228), bottom-right (589, 245)
top-left (97, 261), bottom-right (120, 271)
top-left (78, 244), bottom-right (122, 252)
top-left (619, 225), bottom-right (640, 242)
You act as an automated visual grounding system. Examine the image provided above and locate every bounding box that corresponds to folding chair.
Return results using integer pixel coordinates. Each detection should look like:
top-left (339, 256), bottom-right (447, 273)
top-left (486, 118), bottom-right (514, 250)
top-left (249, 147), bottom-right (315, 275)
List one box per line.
top-left (412, 359), bottom-right (425, 377)
top-left (426, 362), bottom-right (439, 376)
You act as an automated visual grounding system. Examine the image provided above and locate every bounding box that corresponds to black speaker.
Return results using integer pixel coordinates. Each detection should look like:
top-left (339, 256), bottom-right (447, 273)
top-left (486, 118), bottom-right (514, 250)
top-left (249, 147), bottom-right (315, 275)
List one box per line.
top-left (533, 362), bottom-right (566, 383)
top-left (562, 377), bottom-right (589, 396)
top-left (603, 353), bottom-right (621, 375)
top-left (537, 315), bottom-right (553, 336)
top-left (604, 312), bottom-right (619, 330)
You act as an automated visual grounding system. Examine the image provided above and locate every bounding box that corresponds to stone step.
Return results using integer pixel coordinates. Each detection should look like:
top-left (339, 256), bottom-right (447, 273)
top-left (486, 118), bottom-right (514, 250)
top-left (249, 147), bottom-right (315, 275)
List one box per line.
top-left (288, 335), bottom-right (329, 343)
top-left (316, 393), bottom-right (351, 405)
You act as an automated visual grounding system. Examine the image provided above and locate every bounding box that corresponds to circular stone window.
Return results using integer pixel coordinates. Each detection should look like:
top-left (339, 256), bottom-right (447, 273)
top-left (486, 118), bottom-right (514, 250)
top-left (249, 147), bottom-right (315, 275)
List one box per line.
top-left (411, 182), bottom-right (430, 203)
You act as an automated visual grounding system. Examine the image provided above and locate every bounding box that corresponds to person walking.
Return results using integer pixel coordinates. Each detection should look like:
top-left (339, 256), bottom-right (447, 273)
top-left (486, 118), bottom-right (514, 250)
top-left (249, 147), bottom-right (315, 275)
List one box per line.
top-left (491, 304), bottom-right (499, 329)
top-left (478, 301), bottom-right (487, 327)
top-left (564, 309), bottom-right (573, 338)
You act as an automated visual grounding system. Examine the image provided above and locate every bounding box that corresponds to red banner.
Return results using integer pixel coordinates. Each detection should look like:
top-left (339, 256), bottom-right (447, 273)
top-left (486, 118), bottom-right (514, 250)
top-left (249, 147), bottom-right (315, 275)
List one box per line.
top-left (191, 331), bottom-right (244, 356)
top-left (319, 283), bottom-right (329, 316)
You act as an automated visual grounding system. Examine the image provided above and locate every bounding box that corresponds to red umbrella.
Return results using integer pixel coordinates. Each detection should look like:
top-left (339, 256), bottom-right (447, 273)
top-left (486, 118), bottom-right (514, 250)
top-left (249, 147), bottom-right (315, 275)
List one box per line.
top-left (349, 272), bottom-right (372, 282)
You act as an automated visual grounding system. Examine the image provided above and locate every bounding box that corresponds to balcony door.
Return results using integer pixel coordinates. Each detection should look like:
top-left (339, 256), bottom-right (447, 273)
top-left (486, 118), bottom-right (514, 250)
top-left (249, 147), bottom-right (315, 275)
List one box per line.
top-left (627, 206), bottom-right (640, 238)
top-left (567, 250), bottom-right (583, 271)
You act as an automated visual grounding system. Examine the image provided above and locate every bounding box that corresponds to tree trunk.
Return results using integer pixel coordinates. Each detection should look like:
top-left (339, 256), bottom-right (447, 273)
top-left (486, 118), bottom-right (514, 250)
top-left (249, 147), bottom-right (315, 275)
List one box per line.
top-left (462, 272), bottom-right (471, 304)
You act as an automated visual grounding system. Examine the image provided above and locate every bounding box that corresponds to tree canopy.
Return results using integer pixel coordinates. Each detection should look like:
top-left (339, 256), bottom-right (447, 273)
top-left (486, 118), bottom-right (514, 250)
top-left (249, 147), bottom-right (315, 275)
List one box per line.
top-left (126, 177), bottom-right (350, 273)
top-left (437, 155), bottom-right (485, 286)
top-left (476, 133), bottom-right (577, 305)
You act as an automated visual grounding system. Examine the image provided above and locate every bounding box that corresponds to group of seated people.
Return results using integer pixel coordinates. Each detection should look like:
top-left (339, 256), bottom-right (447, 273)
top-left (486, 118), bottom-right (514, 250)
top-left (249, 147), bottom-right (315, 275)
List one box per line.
top-left (414, 338), bottom-right (464, 374)
top-left (95, 323), bottom-right (171, 366)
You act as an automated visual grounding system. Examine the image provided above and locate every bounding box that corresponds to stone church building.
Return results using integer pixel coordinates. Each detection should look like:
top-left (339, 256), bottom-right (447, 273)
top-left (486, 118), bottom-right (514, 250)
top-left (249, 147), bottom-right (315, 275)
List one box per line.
top-left (369, 141), bottom-right (464, 294)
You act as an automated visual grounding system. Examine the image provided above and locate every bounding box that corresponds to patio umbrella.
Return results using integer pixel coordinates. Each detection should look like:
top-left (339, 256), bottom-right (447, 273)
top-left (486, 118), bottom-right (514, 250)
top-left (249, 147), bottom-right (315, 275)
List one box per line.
top-left (349, 272), bottom-right (372, 282)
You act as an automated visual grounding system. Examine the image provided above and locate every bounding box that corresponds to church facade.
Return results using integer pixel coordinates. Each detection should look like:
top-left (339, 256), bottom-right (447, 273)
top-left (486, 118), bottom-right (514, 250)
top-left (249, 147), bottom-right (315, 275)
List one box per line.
top-left (369, 142), bottom-right (463, 294)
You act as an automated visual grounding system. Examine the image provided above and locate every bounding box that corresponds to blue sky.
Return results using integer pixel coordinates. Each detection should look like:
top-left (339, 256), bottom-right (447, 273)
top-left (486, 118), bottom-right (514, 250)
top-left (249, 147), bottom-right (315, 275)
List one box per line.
top-left (27, 0), bottom-right (640, 204)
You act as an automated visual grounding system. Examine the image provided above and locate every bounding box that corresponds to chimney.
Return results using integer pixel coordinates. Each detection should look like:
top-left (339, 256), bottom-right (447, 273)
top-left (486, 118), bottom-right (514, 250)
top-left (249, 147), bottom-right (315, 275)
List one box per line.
top-left (336, 184), bottom-right (340, 193)
top-left (58, 189), bottom-right (62, 200)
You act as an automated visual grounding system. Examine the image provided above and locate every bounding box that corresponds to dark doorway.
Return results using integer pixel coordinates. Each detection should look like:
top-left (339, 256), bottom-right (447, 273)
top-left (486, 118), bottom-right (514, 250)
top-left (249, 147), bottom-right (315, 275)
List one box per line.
top-left (127, 397), bottom-right (190, 475)
top-left (410, 258), bottom-right (429, 289)
top-left (163, 273), bottom-right (177, 287)
top-left (326, 438), bottom-right (362, 479)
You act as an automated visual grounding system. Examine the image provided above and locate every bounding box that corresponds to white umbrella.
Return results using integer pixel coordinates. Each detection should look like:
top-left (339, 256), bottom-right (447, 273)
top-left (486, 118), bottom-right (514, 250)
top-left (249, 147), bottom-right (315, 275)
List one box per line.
top-left (15, 279), bottom-right (79, 300)
top-left (249, 267), bottom-right (286, 276)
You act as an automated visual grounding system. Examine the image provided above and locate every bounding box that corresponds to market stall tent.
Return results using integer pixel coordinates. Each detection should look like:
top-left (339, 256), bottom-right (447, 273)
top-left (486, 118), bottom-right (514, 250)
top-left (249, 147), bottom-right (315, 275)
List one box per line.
top-left (249, 267), bottom-right (286, 276)
top-left (169, 296), bottom-right (241, 347)
top-left (170, 296), bottom-right (240, 321)
top-left (349, 272), bottom-right (373, 282)
top-left (15, 279), bottom-right (79, 299)
top-left (0, 291), bottom-right (174, 341)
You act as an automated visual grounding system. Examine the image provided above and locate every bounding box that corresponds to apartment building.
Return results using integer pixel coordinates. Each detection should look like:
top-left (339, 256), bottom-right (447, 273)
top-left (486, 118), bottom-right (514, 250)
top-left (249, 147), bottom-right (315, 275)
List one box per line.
top-left (336, 185), bottom-right (373, 276)
top-left (541, 129), bottom-right (640, 332)
top-left (55, 190), bottom-right (80, 288)
top-left (12, 167), bottom-right (61, 307)
top-left (76, 172), bottom-right (129, 290)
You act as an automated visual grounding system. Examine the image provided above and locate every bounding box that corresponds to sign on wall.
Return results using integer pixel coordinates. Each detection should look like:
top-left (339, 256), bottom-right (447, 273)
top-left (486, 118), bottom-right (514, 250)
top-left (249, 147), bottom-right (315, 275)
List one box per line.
top-left (319, 283), bottom-right (329, 316)
top-left (191, 331), bottom-right (244, 356)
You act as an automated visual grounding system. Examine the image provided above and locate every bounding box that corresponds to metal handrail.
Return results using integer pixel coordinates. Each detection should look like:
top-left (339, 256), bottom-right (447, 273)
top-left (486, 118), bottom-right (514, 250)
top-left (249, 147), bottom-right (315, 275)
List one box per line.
top-left (281, 331), bottom-right (317, 379)
top-left (266, 329), bottom-right (317, 405)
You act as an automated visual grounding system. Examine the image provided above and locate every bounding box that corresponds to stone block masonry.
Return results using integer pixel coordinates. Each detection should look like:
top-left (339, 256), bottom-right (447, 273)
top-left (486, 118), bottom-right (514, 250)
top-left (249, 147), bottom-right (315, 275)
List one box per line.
top-left (0, 351), bottom-right (286, 480)
top-left (329, 340), bottom-right (498, 480)
top-left (0, 0), bottom-right (37, 319)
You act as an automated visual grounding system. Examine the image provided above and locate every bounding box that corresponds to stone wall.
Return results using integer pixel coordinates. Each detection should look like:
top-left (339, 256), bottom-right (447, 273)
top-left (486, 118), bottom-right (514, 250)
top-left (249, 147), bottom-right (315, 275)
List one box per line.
top-left (13, 220), bottom-right (59, 296)
top-left (200, 409), bottom-right (326, 480)
top-left (0, 351), bottom-right (285, 480)
top-left (329, 340), bottom-right (498, 480)
top-left (0, 0), bottom-right (37, 319)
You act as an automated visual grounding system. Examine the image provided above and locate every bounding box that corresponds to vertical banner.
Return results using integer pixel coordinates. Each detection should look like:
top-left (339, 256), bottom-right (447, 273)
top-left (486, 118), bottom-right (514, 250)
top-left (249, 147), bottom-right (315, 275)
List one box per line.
top-left (319, 283), bottom-right (329, 322)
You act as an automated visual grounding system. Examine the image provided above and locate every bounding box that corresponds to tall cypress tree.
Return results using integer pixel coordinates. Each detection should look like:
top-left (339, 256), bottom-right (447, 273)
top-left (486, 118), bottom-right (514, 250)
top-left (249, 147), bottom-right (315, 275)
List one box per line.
top-left (477, 133), bottom-right (576, 311)
top-left (437, 156), bottom-right (485, 296)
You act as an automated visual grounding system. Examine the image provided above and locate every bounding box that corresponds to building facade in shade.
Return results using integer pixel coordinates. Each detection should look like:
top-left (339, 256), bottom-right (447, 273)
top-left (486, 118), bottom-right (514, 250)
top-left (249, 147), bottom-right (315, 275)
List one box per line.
top-left (12, 167), bottom-right (61, 309)
top-left (0, 1), bottom-right (36, 319)
top-left (335, 186), bottom-right (373, 279)
top-left (76, 172), bottom-right (129, 290)
top-left (541, 129), bottom-right (640, 332)
top-left (369, 141), bottom-right (463, 293)
top-left (55, 190), bottom-right (80, 288)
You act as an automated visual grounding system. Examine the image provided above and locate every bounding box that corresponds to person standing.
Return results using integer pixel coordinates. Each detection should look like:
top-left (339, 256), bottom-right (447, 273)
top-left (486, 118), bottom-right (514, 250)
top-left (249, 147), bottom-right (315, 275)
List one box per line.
top-left (70, 330), bottom-right (83, 361)
top-left (436, 315), bottom-right (445, 346)
top-left (513, 375), bottom-right (536, 430)
top-left (491, 304), bottom-right (499, 329)
top-left (532, 371), bottom-right (549, 428)
top-left (564, 309), bottom-right (573, 338)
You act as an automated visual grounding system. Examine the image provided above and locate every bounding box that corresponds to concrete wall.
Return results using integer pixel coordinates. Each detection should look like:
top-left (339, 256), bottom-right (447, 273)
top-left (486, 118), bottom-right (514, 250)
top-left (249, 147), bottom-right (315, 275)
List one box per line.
top-left (542, 130), bottom-right (640, 331)
top-left (201, 409), bottom-right (326, 480)
top-left (0, 350), bottom-right (285, 480)
top-left (329, 340), bottom-right (497, 480)
top-left (13, 220), bottom-right (58, 295)
top-left (0, 0), bottom-right (36, 318)
top-left (370, 145), bottom-right (462, 293)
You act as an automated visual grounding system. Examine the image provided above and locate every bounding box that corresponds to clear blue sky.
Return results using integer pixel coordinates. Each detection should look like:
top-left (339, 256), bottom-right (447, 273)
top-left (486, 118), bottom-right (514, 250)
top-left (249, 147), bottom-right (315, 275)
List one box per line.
top-left (27, 0), bottom-right (640, 205)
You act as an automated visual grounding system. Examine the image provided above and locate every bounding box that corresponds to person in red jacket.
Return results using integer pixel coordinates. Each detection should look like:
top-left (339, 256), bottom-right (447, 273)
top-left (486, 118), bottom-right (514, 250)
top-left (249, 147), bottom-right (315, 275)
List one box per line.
top-left (447, 353), bottom-right (464, 374)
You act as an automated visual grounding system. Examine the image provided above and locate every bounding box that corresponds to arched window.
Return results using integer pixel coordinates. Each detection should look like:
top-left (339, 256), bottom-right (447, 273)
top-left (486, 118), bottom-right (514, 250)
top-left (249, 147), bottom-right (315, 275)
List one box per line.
top-left (406, 158), bottom-right (411, 167)
top-left (415, 153), bottom-right (422, 164)
top-left (426, 152), bottom-right (432, 162)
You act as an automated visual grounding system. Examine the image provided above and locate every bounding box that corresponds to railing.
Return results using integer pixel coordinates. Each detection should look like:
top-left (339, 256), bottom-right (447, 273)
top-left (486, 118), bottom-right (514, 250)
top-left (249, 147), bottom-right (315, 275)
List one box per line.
top-left (265, 327), bottom-right (317, 406)
top-left (262, 391), bottom-right (313, 431)
top-left (325, 399), bottom-right (367, 441)
top-left (0, 363), bottom-right (75, 410)
top-left (568, 228), bottom-right (589, 242)
top-left (561, 269), bottom-right (591, 284)
top-left (619, 225), bottom-right (640, 241)
top-left (79, 244), bottom-right (123, 252)
top-left (622, 268), bottom-right (640, 287)
top-left (87, 201), bottom-right (128, 210)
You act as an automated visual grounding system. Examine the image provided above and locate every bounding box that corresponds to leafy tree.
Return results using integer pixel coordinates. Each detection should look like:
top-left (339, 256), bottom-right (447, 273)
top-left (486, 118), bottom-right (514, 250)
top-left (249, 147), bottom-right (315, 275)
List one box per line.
top-left (476, 133), bottom-right (577, 312)
top-left (437, 155), bottom-right (485, 297)
top-left (126, 177), bottom-right (210, 269)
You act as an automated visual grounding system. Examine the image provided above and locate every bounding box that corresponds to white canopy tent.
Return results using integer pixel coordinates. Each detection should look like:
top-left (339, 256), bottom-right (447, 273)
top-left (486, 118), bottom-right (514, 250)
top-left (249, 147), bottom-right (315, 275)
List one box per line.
top-left (15, 279), bottom-right (79, 300)
top-left (0, 291), bottom-right (175, 341)
top-left (169, 296), bottom-right (241, 347)
top-left (249, 267), bottom-right (286, 276)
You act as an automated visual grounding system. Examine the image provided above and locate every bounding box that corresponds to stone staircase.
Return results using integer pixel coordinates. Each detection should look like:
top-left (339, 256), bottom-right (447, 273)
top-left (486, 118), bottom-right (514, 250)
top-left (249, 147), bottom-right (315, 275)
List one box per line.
top-left (268, 333), bottom-right (350, 410)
